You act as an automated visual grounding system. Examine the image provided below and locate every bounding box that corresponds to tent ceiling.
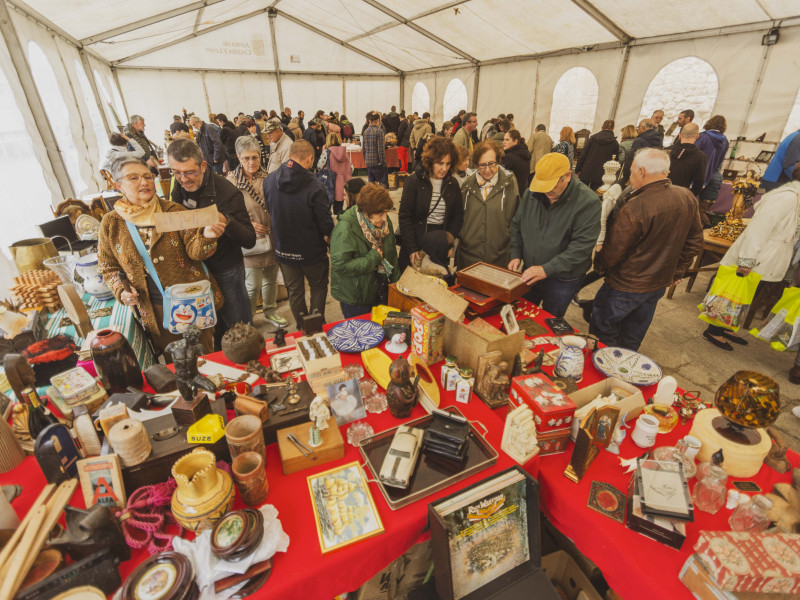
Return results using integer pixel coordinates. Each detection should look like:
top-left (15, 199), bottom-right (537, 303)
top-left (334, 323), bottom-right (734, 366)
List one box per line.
top-left (11, 0), bottom-right (800, 72)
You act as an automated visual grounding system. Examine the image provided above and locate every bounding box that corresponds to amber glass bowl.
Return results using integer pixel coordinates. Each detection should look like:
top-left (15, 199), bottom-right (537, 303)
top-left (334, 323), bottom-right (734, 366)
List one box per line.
top-left (714, 371), bottom-right (780, 429)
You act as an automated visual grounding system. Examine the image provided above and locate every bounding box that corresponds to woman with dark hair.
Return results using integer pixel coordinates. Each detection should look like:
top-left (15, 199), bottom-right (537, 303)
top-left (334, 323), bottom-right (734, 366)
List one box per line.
top-left (553, 126), bottom-right (576, 168)
top-left (695, 115), bottom-right (730, 225)
top-left (330, 183), bottom-right (400, 318)
top-left (101, 132), bottom-right (145, 171)
top-left (501, 129), bottom-right (531, 194)
top-left (318, 132), bottom-right (352, 215)
top-left (457, 140), bottom-right (521, 270)
top-left (575, 120), bottom-right (619, 190)
top-left (398, 137), bottom-right (463, 270)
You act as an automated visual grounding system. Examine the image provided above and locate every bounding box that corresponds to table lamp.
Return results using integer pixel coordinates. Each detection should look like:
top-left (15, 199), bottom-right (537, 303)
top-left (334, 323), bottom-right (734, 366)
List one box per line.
top-left (689, 371), bottom-right (777, 477)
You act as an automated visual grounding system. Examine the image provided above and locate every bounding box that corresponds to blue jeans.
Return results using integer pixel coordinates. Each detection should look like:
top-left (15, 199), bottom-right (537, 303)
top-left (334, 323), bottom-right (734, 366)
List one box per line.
top-left (523, 276), bottom-right (582, 318)
top-left (340, 303), bottom-right (372, 320)
top-left (367, 165), bottom-right (388, 187)
top-left (212, 263), bottom-right (253, 333)
top-left (589, 284), bottom-right (665, 351)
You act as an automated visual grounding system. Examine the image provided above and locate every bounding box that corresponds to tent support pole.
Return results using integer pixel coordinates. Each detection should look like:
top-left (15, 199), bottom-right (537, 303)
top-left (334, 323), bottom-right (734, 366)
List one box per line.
top-left (399, 74), bottom-right (405, 112)
top-left (530, 60), bottom-right (540, 138)
top-left (608, 43), bottom-right (631, 122)
top-left (111, 67), bottom-right (130, 125)
top-left (472, 66), bottom-right (480, 113)
top-left (0, 0), bottom-right (74, 199)
top-left (342, 78), bottom-right (346, 115)
top-left (268, 11), bottom-right (284, 111)
top-left (201, 72), bottom-right (211, 116)
top-left (740, 43), bottom-right (772, 137)
top-left (79, 49), bottom-right (111, 135)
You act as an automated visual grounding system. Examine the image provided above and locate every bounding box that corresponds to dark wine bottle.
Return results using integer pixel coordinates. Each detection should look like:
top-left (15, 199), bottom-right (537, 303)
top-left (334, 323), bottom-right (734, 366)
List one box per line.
top-left (22, 387), bottom-right (57, 439)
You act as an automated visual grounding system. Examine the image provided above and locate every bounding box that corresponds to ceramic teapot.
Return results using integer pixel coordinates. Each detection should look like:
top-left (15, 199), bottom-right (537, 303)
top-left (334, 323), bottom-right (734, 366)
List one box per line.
top-left (171, 448), bottom-right (234, 532)
top-left (554, 335), bottom-right (587, 381)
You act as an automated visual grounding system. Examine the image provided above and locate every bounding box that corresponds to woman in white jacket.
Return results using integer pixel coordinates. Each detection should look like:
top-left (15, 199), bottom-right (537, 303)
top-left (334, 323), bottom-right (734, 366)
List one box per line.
top-left (703, 165), bottom-right (800, 350)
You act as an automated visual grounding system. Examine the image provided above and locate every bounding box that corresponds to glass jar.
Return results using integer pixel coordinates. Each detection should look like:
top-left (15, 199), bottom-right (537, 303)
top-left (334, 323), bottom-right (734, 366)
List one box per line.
top-left (441, 356), bottom-right (459, 391)
top-left (692, 465), bottom-right (728, 514)
top-left (455, 367), bottom-right (474, 404)
top-left (729, 495), bottom-right (773, 533)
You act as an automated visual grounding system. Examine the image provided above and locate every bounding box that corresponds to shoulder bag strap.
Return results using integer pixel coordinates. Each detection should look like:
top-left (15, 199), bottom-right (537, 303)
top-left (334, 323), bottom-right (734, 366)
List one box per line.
top-left (124, 221), bottom-right (166, 296)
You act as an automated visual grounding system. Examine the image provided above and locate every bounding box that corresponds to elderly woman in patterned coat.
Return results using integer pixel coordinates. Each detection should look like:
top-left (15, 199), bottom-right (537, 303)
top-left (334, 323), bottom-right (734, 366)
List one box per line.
top-left (98, 156), bottom-right (224, 354)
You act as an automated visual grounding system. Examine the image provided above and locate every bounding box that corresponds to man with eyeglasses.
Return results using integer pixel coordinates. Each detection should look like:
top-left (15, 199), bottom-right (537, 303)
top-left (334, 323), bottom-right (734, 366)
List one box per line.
top-left (168, 139), bottom-right (256, 344)
top-left (123, 115), bottom-right (159, 171)
top-left (265, 120), bottom-right (292, 175)
top-left (508, 153), bottom-right (601, 317)
top-left (453, 112), bottom-right (477, 158)
top-left (189, 115), bottom-right (225, 175)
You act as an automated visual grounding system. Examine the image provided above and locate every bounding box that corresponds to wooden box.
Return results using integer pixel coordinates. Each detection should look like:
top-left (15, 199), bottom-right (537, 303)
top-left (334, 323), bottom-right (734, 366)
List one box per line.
top-left (536, 429), bottom-right (571, 456)
top-left (261, 380), bottom-right (315, 445)
top-left (276, 417), bottom-right (344, 474)
top-left (388, 283), bottom-right (425, 314)
top-left (456, 262), bottom-right (531, 303)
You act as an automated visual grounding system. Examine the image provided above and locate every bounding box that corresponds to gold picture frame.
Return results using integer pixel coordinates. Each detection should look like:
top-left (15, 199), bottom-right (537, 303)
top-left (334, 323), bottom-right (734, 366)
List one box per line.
top-left (307, 461), bottom-right (384, 553)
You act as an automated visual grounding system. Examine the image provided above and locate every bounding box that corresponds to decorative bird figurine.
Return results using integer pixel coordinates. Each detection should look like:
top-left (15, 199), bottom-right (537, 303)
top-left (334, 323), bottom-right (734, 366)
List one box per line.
top-left (619, 450), bottom-right (651, 474)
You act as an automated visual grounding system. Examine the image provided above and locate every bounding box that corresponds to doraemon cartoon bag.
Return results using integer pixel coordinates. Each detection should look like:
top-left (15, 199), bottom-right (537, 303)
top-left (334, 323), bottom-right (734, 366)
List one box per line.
top-left (125, 222), bottom-right (217, 334)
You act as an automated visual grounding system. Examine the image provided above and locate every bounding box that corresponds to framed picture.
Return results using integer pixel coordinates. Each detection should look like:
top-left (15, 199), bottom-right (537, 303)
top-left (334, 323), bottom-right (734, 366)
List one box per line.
top-left (307, 461), bottom-right (384, 553)
top-left (76, 454), bottom-right (126, 509)
top-left (326, 377), bottom-right (365, 426)
top-left (722, 168), bottom-right (739, 180)
top-left (270, 349), bottom-right (303, 374)
top-left (636, 458), bottom-right (693, 521)
top-left (588, 404), bottom-right (620, 449)
top-left (500, 304), bottom-right (519, 335)
top-left (755, 150), bottom-right (775, 163)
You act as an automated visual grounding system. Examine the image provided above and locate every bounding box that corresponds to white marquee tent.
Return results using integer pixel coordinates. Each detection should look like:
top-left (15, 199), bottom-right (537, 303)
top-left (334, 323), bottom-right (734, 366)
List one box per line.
top-left (2, 0), bottom-right (800, 267)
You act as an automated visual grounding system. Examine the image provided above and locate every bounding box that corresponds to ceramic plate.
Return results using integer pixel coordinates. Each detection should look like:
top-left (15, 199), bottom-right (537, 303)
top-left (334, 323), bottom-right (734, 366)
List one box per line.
top-left (327, 319), bottom-right (385, 353)
top-left (592, 347), bottom-right (662, 386)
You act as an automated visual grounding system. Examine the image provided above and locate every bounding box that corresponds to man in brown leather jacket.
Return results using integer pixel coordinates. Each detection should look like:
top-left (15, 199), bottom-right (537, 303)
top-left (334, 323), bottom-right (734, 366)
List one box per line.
top-left (590, 148), bottom-right (703, 350)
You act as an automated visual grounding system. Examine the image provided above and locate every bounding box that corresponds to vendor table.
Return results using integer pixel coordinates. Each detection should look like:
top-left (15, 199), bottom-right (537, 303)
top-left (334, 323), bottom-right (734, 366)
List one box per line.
top-left (667, 230), bottom-right (733, 299)
top-left (43, 290), bottom-right (156, 370)
top-left (2, 301), bottom-right (797, 600)
top-left (347, 146), bottom-right (399, 170)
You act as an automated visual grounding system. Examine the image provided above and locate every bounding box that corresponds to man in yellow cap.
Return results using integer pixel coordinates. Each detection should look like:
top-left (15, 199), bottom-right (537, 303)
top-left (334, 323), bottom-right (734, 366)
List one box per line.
top-left (508, 152), bottom-right (600, 317)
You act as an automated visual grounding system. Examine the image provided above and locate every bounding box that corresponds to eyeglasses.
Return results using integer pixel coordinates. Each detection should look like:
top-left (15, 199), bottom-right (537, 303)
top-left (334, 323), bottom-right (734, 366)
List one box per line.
top-left (240, 156), bottom-right (260, 162)
top-left (121, 173), bottom-right (155, 183)
top-left (172, 168), bottom-right (201, 179)
top-left (477, 161), bottom-right (498, 170)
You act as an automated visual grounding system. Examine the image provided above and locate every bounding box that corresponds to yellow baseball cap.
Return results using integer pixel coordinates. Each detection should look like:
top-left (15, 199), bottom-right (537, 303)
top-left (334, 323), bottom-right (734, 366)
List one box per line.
top-left (530, 153), bottom-right (570, 193)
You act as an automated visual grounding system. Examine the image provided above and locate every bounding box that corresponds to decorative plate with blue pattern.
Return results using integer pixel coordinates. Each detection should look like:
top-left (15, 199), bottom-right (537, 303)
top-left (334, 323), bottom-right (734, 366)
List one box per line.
top-left (592, 347), bottom-right (662, 386)
top-left (327, 319), bottom-right (385, 353)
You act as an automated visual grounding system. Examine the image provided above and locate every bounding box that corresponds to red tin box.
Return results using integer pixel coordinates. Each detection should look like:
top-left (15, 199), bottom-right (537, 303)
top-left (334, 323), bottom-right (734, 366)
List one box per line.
top-left (510, 373), bottom-right (577, 433)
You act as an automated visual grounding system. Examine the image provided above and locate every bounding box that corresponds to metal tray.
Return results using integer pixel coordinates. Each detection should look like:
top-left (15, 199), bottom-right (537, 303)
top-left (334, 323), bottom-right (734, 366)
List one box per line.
top-left (359, 406), bottom-right (498, 510)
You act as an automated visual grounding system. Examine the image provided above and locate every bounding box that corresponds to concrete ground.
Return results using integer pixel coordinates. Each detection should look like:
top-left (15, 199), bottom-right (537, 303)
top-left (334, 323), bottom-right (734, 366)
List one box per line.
top-left (254, 179), bottom-right (800, 453)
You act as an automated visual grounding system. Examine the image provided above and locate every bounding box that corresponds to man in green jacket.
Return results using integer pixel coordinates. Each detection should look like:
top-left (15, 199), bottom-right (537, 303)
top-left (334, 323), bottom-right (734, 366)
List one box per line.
top-left (508, 153), bottom-right (601, 317)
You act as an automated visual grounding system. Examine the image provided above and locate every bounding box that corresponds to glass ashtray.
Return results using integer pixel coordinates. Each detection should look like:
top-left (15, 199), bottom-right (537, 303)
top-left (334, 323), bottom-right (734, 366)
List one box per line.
top-left (653, 445), bottom-right (697, 478)
top-left (347, 421), bottom-right (374, 447)
top-left (644, 404), bottom-right (679, 433)
top-left (360, 378), bottom-right (378, 398)
top-left (344, 364), bottom-right (365, 381)
top-left (365, 391), bottom-right (388, 414)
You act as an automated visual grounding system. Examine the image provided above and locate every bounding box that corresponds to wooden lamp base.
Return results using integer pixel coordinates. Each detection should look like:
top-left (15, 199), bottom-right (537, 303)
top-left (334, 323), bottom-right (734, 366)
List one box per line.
top-left (688, 408), bottom-right (771, 477)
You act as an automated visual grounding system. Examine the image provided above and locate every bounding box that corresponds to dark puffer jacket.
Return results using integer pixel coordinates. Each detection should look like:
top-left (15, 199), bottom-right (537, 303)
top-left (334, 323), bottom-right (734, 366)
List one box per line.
top-left (576, 129), bottom-right (620, 190)
top-left (501, 143), bottom-right (532, 197)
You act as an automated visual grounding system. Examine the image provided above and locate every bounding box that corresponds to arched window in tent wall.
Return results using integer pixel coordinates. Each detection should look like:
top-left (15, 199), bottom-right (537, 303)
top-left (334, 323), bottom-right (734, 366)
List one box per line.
top-left (549, 67), bottom-right (598, 137)
top-left (639, 57), bottom-right (719, 131)
top-left (411, 82), bottom-right (430, 116)
top-left (27, 41), bottom-right (87, 196)
top-left (443, 78), bottom-right (468, 122)
top-left (782, 86), bottom-right (800, 140)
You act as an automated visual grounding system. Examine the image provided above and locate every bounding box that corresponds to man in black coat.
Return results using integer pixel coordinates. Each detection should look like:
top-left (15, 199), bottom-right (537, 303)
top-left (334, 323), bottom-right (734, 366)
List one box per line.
top-left (575, 120), bottom-right (620, 190)
top-left (383, 106), bottom-right (400, 135)
top-left (621, 119), bottom-right (664, 183)
top-left (668, 123), bottom-right (707, 197)
top-left (214, 113), bottom-right (238, 170)
top-left (168, 139), bottom-right (256, 342)
top-left (303, 120), bottom-right (323, 167)
top-left (189, 116), bottom-right (226, 174)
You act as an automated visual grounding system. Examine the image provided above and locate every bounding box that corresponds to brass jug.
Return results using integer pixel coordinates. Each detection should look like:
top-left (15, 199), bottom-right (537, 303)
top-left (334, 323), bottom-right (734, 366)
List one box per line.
top-left (9, 238), bottom-right (58, 274)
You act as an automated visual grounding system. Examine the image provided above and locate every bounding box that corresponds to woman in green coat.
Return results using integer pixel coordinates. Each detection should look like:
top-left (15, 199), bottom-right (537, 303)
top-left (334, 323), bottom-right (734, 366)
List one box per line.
top-left (331, 183), bottom-right (400, 319)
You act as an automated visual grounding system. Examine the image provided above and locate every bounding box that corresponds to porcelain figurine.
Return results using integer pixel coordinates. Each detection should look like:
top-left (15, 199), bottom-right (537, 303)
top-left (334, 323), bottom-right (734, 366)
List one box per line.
top-left (385, 333), bottom-right (408, 355)
top-left (501, 403), bottom-right (539, 464)
top-left (171, 448), bottom-right (234, 532)
top-left (166, 325), bottom-right (215, 401)
top-left (308, 395), bottom-right (330, 447)
top-left (554, 335), bottom-right (586, 381)
top-left (75, 253), bottom-right (114, 301)
top-left (386, 357), bottom-right (418, 418)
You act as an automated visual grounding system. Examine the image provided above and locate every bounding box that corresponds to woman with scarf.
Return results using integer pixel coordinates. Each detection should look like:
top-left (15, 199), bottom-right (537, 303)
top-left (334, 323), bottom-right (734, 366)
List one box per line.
top-left (457, 140), bottom-right (521, 270)
top-left (226, 136), bottom-right (287, 328)
top-left (330, 183), bottom-right (400, 319)
top-left (97, 156), bottom-right (224, 354)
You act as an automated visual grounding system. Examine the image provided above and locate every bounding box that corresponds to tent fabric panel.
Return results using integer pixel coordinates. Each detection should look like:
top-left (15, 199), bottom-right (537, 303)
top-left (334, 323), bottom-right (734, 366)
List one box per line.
top-left (415, 0), bottom-right (615, 60)
top-left (87, 12), bottom-right (200, 62)
top-left (19, 0), bottom-right (199, 41)
top-left (345, 79), bottom-right (400, 128)
top-left (747, 26), bottom-right (800, 140)
top-left (476, 61), bottom-right (539, 138)
top-left (589, 0), bottom-right (770, 40)
top-left (372, 0), bottom-right (461, 20)
top-left (203, 71), bottom-right (280, 119)
top-left (281, 76), bottom-right (344, 116)
top-left (277, 0), bottom-right (394, 40)
top-left (274, 15), bottom-right (394, 73)
top-left (758, 0), bottom-right (800, 19)
top-left (614, 31), bottom-right (764, 138)
top-left (123, 14), bottom-right (275, 70)
top-left (198, 0), bottom-right (271, 30)
top-left (351, 24), bottom-right (464, 71)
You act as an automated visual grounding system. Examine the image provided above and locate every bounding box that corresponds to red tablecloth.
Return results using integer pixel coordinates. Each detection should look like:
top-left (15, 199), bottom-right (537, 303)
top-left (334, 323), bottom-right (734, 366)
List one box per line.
top-left (347, 146), bottom-right (399, 170)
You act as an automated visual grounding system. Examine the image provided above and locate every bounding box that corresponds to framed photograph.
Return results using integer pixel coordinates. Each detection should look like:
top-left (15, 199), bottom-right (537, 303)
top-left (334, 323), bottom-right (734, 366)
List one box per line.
top-left (270, 349), bottom-right (303, 374)
top-left (77, 454), bottom-right (126, 509)
top-left (500, 304), bottom-right (519, 335)
top-left (326, 377), bottom-right (365, 426)
top-left (722, 168), bottom-right (740, 180)
top-left (588, 404), bottom-right (620, 449)
top-left (307, 461), bottom-right (384, 553)
top-left (636, 459), bottom-right (693, 521)
top-left (755, 150), bottom-right (775, 163)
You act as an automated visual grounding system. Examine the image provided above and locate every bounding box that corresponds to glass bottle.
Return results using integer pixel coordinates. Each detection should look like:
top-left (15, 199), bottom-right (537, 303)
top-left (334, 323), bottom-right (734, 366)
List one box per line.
top-left (729, 495), bottom-right (773, 533)
top-left (455, 367), bottom-right (474, 404)
top-left (692, 464), bottom-right (728, 514)
top-left (441, 356), bottom-right (459, 391)
top-left (23, 387), bottom-right (57, 439)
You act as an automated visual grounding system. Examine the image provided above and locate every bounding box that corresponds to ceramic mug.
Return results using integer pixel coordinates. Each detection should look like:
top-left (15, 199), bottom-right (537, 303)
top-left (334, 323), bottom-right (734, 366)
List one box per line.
top-left (225, 415), bottom-right (265, 461)
top-left (232, 452), bottom-right (268, 506)
top-left (631, 414), bottom-right (659, 448)
top-left (682, 435), bottom-right (702, 460)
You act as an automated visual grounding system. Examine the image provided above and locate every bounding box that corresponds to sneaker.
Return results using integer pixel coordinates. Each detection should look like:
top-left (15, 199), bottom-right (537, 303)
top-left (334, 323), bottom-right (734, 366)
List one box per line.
top-left (264, 313), bottom-right (288, 327)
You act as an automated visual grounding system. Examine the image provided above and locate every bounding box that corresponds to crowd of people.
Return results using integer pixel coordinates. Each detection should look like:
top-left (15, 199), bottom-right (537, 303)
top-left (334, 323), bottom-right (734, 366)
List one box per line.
top-left (95, 104), bottom-right (800, 370)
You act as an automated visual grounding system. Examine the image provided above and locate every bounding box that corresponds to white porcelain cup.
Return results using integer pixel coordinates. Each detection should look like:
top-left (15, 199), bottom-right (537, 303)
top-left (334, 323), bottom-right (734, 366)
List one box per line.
top-left (632, 414), bottom-right (659, 448)
top-left (683, 435), bottom-right (702, 460)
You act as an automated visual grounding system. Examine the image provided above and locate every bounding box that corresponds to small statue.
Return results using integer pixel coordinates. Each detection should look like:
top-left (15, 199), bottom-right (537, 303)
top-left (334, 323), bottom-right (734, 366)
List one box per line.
top-left (273, 328), bottom-right (287, 348)
top-left (385, 332), bottom-right (408, 354)
top-left (765, 427), bottom-right (792, 474)
top-left (308, 395), bottom-right (330, 447)
top-left (386, 357), bottom-right (418, 418)
top-left (511, 349), bottom-right (545, 377)
top-left (3, 354), bottom-right (36, 401)
top-left (485, 361), bottom-right (510, 406)
top-left (607, 415), bottom-right (629, 455)
top-left (165, 326), bottom-right (215, 401)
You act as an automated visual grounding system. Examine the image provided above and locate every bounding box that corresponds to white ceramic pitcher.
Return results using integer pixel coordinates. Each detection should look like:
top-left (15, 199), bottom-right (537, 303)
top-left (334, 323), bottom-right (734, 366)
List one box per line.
top-left (554, 335), bottom-right (587, 381)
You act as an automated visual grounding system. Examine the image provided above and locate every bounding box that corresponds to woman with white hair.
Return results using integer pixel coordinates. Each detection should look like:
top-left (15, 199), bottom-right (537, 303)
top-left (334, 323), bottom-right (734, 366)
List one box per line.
top-left (226, 136), bottom-right (287, 328)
